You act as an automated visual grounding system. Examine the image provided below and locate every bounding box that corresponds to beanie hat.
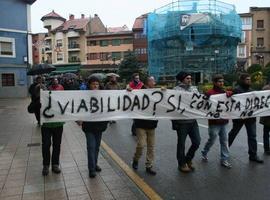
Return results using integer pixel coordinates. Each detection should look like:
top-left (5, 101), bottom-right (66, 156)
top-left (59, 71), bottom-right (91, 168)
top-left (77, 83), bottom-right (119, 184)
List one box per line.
top-left (176, 71), bottom-right (191, 82)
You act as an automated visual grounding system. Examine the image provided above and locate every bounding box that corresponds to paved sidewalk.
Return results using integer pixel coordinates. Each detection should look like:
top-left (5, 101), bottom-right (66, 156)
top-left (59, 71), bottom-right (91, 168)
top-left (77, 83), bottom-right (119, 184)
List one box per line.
top-left (0, 98), bottom-right (148, 200)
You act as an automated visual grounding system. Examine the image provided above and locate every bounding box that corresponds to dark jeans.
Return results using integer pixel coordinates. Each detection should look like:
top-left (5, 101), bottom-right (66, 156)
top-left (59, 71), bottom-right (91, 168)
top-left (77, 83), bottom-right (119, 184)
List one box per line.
top-left (85, 131), bottom-right (102, 172)
top-left (228, 119), bottom-right (257, 158)
top-left (176, 121), bottom-right (201, 167)
top-left (41, 126), bottom-right (63, 166)
top-left (263, 126), bottom-right (270, 151)
top-left (34, 109), bottom-right (40, 124)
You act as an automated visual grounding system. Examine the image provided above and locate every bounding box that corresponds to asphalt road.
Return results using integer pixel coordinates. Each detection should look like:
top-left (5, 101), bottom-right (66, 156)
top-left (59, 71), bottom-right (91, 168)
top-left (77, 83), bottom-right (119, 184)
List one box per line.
top-left (103, 119), bottom-right (270, 200)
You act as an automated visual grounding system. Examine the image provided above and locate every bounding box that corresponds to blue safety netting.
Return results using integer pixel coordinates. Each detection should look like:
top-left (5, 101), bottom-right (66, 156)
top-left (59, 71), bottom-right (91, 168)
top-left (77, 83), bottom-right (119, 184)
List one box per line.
top-left (147, 0), bottom-right (242, 81)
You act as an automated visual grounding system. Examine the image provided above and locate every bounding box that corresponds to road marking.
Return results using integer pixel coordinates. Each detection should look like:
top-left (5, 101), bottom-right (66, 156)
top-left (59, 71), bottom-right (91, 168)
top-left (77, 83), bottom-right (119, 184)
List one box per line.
top-left (101, 140), bottom-right (163, 200)
top-left (199, 123), bottom-right (208, 129)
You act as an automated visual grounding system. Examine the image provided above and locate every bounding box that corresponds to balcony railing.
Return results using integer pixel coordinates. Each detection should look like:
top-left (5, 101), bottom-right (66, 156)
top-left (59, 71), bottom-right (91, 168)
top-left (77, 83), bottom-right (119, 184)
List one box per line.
top-left (68, 58), bottom-right (80, 63)
top-left (68, 44), bottom-right (80, 49)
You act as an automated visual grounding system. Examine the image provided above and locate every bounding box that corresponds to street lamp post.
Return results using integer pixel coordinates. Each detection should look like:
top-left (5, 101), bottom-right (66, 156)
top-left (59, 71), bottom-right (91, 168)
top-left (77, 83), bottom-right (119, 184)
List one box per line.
top-left (214, 49), bottom-right (219, 73)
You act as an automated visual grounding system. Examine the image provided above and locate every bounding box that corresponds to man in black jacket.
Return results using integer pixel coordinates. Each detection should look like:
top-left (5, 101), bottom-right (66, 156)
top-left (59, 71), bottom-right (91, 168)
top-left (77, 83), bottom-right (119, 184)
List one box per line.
top-left (132, 76), bottom-right (158, 175)
top-left (228, 73), bottom-right (263, 163)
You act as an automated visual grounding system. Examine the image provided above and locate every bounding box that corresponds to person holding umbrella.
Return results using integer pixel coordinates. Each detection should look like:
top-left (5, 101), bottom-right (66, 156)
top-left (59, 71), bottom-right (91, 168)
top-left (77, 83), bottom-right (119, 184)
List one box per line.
top-left (105, 73), bottom-right (121, 90)
top-left (28, 76), bottom-right (46, 126)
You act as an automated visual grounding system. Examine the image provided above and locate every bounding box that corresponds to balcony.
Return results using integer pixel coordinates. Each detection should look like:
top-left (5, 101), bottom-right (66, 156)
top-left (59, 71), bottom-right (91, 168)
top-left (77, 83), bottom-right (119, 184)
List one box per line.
top-left (68, 43), bottom-right (80, 51)
top-left (45, 47), bottom-right (52, 53)
top-left (68, 57), bottom-right (80, 63)
top-left (256, 46), bottom-right (265, 50)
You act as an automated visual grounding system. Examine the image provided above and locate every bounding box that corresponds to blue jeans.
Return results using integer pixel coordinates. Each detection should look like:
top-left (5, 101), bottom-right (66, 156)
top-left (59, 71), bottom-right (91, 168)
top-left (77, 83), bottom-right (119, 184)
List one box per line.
top-left (176, 121), bottom-right (201, 167)
top-left (85, 132), bottom-right (102, 172)
top-left (202, 124), bottom-right (229, 161)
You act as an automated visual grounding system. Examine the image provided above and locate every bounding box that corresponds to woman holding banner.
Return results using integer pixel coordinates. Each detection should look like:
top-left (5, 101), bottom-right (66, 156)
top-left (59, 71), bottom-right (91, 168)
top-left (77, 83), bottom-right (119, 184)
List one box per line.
top-left (172, 71), bottom-right (201, 173)
top-left (81, 76), bottom-right (109, 178)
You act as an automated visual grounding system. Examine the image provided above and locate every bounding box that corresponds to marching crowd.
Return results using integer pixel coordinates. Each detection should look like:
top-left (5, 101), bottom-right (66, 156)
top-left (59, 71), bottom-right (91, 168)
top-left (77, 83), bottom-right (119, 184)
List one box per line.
top-left (28, 72), bottom-right (270, 178)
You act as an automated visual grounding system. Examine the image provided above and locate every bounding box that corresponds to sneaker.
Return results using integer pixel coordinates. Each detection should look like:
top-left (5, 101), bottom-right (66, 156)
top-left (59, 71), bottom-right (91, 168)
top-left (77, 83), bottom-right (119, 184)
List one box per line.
top-left (95, 165), bottom-right (102, 172)
top-left (146, 167), bottom-right (157, 176)
top-left (132, 160), bottom-right (138, 170)
top-left (42, 165), bottom-right (49, 176)
top-left (178, 164), bottom-right (192, 173)
top-left (89, 171), bottom-right (96, 178)
top-left (221, 160), bottom-right (232, 169)
top-left (201, 151), bottom-right (208, 162)
top-left (186, 161), bottom-right (195, 171)
top-left (249, 156), bottom-right (264, 164)
top-left (52, 165), bottom-right (61, 174)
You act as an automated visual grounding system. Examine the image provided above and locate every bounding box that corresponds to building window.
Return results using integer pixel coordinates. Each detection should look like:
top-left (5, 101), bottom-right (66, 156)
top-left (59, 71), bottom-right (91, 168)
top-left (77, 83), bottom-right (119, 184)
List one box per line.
top-left (257, 37), bottom-right (264, 47)
top-left (238, 46), bottom-right (245, 57)
top-left (87, 53), bottom-right (99, 60)
top-left (111, 52), bottom-right (121, 60)
top-left (123, 38), bottom-right (133, 44)
top-left (56, 39), bottom-right (62, 47)
top-left (241, 31), bottom-right (245, 43)
top-left (135, 48), bottom-right (147, 55)
top-left (112, 39), bottom-right (121, 46)
top-left (2, 73), bottom-right (15, 87)
top-left (241, 17), bottom-right (252, 25)
top-left (57, 53), bottom-right (63, 61)
top-left (100, 52), bottom-right (109, 61)
top-left (0, 37), bottom-right (15, 57)
top-left (134, 33), bottom-right (146, 39)
top-left (100, 40), bottom-right (108, 47)
top-left (257, 20), bottom-right (264, 28)
top-left (87, 40), bottom-right (98, 46)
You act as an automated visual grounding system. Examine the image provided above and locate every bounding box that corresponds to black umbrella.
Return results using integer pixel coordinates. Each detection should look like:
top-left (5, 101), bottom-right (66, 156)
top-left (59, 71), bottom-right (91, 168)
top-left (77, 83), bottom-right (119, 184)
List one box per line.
top-left (88, 73), bottom-right (106, 80)
top-left (62, 73), bottom-right (77, 79)
top-left (27, 64), bottom-right (56, 76)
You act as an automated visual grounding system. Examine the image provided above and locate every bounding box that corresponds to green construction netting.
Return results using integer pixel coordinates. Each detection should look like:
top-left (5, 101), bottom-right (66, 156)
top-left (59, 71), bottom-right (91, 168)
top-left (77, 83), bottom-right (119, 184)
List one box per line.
top-left (147, 0), bottom-right (242, 81)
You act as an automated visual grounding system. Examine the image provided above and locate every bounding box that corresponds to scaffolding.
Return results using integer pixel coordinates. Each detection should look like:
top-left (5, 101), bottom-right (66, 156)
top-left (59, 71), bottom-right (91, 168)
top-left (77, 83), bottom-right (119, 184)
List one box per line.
top-left (147, 0), bottom-right (242, 82)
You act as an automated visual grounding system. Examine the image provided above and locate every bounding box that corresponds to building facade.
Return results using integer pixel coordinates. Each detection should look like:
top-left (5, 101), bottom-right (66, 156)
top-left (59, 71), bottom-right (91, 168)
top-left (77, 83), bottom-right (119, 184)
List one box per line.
top-left (250, 7), bottom-right (270, 67)
top-left (132, 14), bottom-right (148, 66)
top-left (41, 11), bottom-right (106, 73)
top-left (0, 0), bottom-right (36, 98)
top-left (32, 33), bottom-right (46, 64)
top-left (237, 13), bottom-right (252, 70)
top-left (84, 31), bottom-right (133, 71)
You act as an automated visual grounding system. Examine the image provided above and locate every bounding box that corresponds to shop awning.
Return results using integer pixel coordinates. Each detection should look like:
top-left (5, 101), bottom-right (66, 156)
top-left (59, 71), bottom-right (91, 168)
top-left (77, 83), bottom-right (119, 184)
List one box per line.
top-left (51, 65), bottom-right (80, 74)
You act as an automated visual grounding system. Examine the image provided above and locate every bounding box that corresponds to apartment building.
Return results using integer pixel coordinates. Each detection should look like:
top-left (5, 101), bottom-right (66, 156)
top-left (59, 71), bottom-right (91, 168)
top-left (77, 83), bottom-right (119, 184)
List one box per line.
top-left (84, 30), bottom-right (133, 71)
top-left (250, 7), bottom-right (270, 67)
top-left (237, 13), bottom-right (252, 70)
top-left (132, 14), bottom-right (148, 66)
top-left (32, 33), bottom-right (46, 64)
top-left (40, 11), bottom-right (106, 73)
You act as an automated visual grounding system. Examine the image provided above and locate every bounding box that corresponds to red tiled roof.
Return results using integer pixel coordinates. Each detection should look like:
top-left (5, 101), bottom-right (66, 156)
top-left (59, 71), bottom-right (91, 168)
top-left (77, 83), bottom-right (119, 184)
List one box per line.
top-left (107, 25), bottom-right (129, 33)
top-left (52, 18), bottom-right (89, 33)
top-left (41, 10), bottom-right (66, 21)
top-left (132, 14), bottom-right (148, 30)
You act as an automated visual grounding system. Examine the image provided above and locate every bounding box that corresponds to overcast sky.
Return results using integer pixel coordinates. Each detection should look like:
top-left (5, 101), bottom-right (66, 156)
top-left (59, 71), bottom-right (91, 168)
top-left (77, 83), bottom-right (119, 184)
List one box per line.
top-left (31, 0), bottom-right (270, 33)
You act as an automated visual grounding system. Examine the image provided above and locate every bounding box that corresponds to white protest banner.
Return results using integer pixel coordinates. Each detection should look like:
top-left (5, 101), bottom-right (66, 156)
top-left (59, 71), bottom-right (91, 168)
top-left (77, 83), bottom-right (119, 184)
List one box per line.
top-left (40, 89), bottom-right (270, 123)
